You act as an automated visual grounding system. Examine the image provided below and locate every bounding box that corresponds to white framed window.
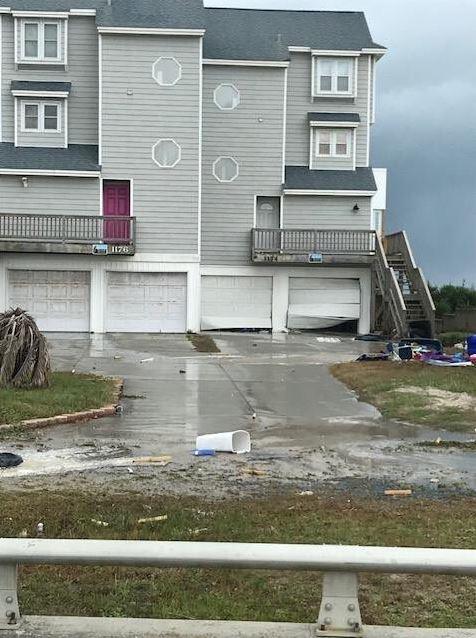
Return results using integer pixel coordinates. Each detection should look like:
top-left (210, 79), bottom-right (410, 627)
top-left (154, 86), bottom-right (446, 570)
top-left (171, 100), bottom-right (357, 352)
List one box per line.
top-left (214, 84), bottom-right (240, 111)
top-left (313, 57), bottom-right (355, 97)
top-left (21, 101), bottom-right (61, 133)
top-left (314, 129), bottom-right (352, 158)
top-left (20, 19), bottom-right (62, 62)
top-left (152, 139), bottom-right (181, 168)
top-left (213, 157), bottom-right (239, 183)
top-left (152, 57), bottom-right (182, 86)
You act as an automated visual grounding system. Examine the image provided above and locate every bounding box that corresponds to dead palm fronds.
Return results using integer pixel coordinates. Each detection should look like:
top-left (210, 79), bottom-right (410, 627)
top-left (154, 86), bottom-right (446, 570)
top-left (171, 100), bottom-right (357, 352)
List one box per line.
top-left (0, 308), bottom-right (50, 389)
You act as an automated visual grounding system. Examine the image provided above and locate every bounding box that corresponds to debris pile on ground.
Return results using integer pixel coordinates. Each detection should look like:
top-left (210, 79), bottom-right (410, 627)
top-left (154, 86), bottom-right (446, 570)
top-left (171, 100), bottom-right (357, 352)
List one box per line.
top-left (356, 335), bottom-right (476, 367)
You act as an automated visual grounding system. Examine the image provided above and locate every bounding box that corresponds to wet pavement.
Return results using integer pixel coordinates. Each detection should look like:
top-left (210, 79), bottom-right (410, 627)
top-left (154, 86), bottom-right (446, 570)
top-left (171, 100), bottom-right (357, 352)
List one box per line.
top-left (1, 332), bottom-right (475, 493)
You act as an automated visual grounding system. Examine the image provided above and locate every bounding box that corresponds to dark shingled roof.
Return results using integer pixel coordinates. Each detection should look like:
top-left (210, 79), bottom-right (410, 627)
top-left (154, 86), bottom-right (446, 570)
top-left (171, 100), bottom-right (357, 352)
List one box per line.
top-left (98, 0), bottom-right (205, 30)
top-left (0, 1), bottom-right (384, 60)
top-left (11, 81), bottom-right (72, 93)
top-left (0, 143), bottom-right (99, 172)
top-left (308, 112), bottom-right (361, 123)
top-left (285, 166), bottom-right (377, 192)
top-left (202, 9), bottom-right (381, 61)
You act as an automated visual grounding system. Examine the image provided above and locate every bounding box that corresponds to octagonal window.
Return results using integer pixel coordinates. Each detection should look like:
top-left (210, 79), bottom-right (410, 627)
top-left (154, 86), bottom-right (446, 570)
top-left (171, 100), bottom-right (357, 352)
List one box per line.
top-left (214, 83), bottom-right (240, 110)
top-left (213, 156), bottom-right (239, 182)
top-left (152, 57), bottom-right (182, 86)
top-left (152, 139), bottom-right (181, 168)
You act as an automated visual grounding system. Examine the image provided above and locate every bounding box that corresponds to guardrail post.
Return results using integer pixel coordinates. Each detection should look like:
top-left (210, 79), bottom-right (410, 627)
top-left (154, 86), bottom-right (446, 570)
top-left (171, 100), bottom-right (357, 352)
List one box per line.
top-left (316, 572), bottom-right (362, 637)
top-left (0, 565), bottom-right (20, 629)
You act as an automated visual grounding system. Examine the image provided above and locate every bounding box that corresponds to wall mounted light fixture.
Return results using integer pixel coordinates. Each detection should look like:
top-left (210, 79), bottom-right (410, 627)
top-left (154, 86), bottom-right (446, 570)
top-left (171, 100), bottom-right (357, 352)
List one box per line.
top-left (21, 177), bottom-right (29, 188)
top-left (353, 203), bottom-right (360, 213)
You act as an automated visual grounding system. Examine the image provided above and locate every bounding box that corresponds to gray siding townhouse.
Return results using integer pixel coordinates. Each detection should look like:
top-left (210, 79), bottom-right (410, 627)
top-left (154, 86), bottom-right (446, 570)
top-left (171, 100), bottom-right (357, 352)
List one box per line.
top-left (0, 0), bottom-right (433, 336)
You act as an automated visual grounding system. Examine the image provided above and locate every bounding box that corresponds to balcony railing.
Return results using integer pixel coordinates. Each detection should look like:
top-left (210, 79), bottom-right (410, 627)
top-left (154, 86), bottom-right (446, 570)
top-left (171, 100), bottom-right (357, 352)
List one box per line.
top-left (252, 228), bottom-right (376, 264)
top-left (0, 213), bottom-right (136, 255)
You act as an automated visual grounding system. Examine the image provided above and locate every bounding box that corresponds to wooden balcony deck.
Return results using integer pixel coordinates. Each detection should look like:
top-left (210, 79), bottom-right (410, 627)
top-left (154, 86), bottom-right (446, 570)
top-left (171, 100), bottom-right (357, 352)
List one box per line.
top-left (251, 228), bottom-right (376, 265)
top-left (0, 213), bottom-right (136, 255)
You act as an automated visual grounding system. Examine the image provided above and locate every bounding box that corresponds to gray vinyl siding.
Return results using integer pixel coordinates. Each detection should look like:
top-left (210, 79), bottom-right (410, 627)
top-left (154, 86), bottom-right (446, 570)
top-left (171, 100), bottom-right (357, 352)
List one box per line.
top-left (101, 34), bottom-right (201, 255)
top-left (201, 66), bottom-right (285, 265)
top-left (0, 175), bottom-right (99, 215)
top-left (286, 53), bottom-right (370, 168)
top-left (1, 15), bottom-right (98, 145)
top-left (284, 195), bottom-right (372, 230)
top-left (16, 99), bottom-right (66, 148)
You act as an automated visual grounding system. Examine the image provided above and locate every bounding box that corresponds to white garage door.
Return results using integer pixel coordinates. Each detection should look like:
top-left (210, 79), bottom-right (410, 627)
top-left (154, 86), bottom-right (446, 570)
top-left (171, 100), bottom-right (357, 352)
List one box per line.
top-left (106, 272), bottom-right (187, 333)
top-left (8, 270), bottom-right (90, 332)
top-left (201, 275), bottom-right (272, 330)
top-left (288, 278), bottom-right (360, 330)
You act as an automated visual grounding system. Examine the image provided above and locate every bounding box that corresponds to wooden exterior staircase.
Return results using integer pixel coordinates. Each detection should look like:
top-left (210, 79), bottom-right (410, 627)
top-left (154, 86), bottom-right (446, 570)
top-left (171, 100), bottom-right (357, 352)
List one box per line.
top-left (373, 231), bottom-right (436, 338)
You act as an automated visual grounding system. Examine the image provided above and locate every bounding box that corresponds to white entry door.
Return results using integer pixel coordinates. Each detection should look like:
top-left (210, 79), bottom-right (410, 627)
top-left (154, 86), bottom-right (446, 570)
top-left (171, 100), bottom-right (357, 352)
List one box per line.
top-left (288, 277), bottom-right (361, 329)
top-left (106, 272), bottom-right (187, 333)
top-left (8, 270), bottom-right (91, 332)
top-left (201, 275), bottom-right (273, 330)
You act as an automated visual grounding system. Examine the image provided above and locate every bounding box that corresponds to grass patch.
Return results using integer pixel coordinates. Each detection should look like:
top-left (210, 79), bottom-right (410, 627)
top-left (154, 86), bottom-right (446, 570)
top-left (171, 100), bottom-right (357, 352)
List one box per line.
top-left (187, 333), bottom-right (221, 353)
top-left (0, 491), bottom-right (474, 628)
top-left (331, 361), bottom-right (476, 431)
top-left (0, 372), bottom-right (118, 426)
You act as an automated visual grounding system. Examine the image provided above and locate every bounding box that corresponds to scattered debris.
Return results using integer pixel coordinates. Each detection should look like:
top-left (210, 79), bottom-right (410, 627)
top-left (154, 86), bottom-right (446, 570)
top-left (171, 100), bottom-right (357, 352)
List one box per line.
top-left (196, 430), bottom-right (251, 454)
top-left (190, 528), bottom-right (208, 535)
top-left (132, 456), bottom-right (172, 466)
top-left (36, 522), bottom-right (44, 537)
top-left (127, 467), bottom-right (134, 474)
top-left (19, 529), bottom-right (28, 538)
top-left (384, 489), bottom-right (412, 497)
top-left (243, 467), bottom-right (267, 477)
top-left (0, 453), bottom-right (23, 468)
top-left (115, 405), bottom-right (124, 415)
top-left (298, 491), bottom-right (314, 497)
top-left (179, 369), bottom-right (186, 374)
top-left (113, 355), bottom-right (123, 360)
top-left (140, 357), bottom-right (154, 364)
top-left (137, 515), bottom-right (168, 525)
top-left (316, 336), bottom-right (341, 344)
top-left (91, 519), bottom-right (109, 527)
top-left (193, 449), bottom-right (216, 457)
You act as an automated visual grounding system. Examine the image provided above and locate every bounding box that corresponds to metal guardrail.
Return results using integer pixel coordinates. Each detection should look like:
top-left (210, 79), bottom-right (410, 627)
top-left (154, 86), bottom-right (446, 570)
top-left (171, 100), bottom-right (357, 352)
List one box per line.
top-left (0, 539), bottom-right (475, 636)
top-left (252, 228), bottom-right (376, 256)
top-left (0, 213), bottom-right (136, 246)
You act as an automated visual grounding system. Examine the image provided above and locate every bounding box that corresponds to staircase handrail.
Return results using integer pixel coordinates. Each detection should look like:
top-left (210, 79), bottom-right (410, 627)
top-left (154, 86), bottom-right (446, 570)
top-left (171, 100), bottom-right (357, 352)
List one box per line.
top-left (375, 235), bottom-right (408, 337)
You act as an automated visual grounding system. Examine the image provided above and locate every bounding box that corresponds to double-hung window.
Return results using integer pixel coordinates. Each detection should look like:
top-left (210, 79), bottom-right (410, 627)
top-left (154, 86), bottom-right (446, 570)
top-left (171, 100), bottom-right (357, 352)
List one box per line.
top-left (314, 129), bottom-right (351, 158)
top-left (20, 20), bottom-right (62, 63)
top-left (314, 57), bottom-right (355, 97)
top-left (21, 102), bottom-right (61, 133)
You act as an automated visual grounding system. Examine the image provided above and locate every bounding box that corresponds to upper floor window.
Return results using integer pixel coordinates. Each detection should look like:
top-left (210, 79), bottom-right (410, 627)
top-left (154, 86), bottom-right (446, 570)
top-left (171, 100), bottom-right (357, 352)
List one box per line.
top-left (214, 84), bottom-right (240, 111)
top-left (18, 18), bottom-right (65, 64)
top-left (21, 102), bottom-right (61, 133)
top-left (313, 57), bottom-right (355, 97)
top-left (152, 57), bottom-right (182, 86)
top-left (314, 129), bottom-right (351, 158)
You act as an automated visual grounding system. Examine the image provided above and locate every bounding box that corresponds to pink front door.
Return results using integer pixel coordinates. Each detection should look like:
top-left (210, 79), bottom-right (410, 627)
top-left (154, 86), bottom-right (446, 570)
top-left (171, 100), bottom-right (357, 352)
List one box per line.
top-left (103, 180), bottom-right (131, 243)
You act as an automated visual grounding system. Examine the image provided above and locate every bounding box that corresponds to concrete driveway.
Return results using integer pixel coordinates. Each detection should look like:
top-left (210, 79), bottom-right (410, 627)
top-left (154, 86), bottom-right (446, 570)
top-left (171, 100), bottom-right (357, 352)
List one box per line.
top-left (2, 332), bottom-right (475, 493)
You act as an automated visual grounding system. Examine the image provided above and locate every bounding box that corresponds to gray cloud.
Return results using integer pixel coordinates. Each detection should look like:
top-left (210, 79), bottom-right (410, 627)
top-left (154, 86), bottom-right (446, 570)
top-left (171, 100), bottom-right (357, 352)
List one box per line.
top-left (206, 0), bottom-right (476, 284)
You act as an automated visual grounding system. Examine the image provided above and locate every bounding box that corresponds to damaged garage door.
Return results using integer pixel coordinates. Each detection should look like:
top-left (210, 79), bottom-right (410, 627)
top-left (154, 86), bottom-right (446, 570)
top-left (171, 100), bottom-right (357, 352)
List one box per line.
top-left (288, 277), bottom-right (360, 330)
top-left (201, 275), bottom-right (272, 330)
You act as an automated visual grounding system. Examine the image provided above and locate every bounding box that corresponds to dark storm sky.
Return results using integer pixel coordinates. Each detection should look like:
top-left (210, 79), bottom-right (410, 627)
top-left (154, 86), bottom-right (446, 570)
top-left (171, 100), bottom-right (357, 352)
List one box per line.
top-left (206, 0), bottom-right (476, 285)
